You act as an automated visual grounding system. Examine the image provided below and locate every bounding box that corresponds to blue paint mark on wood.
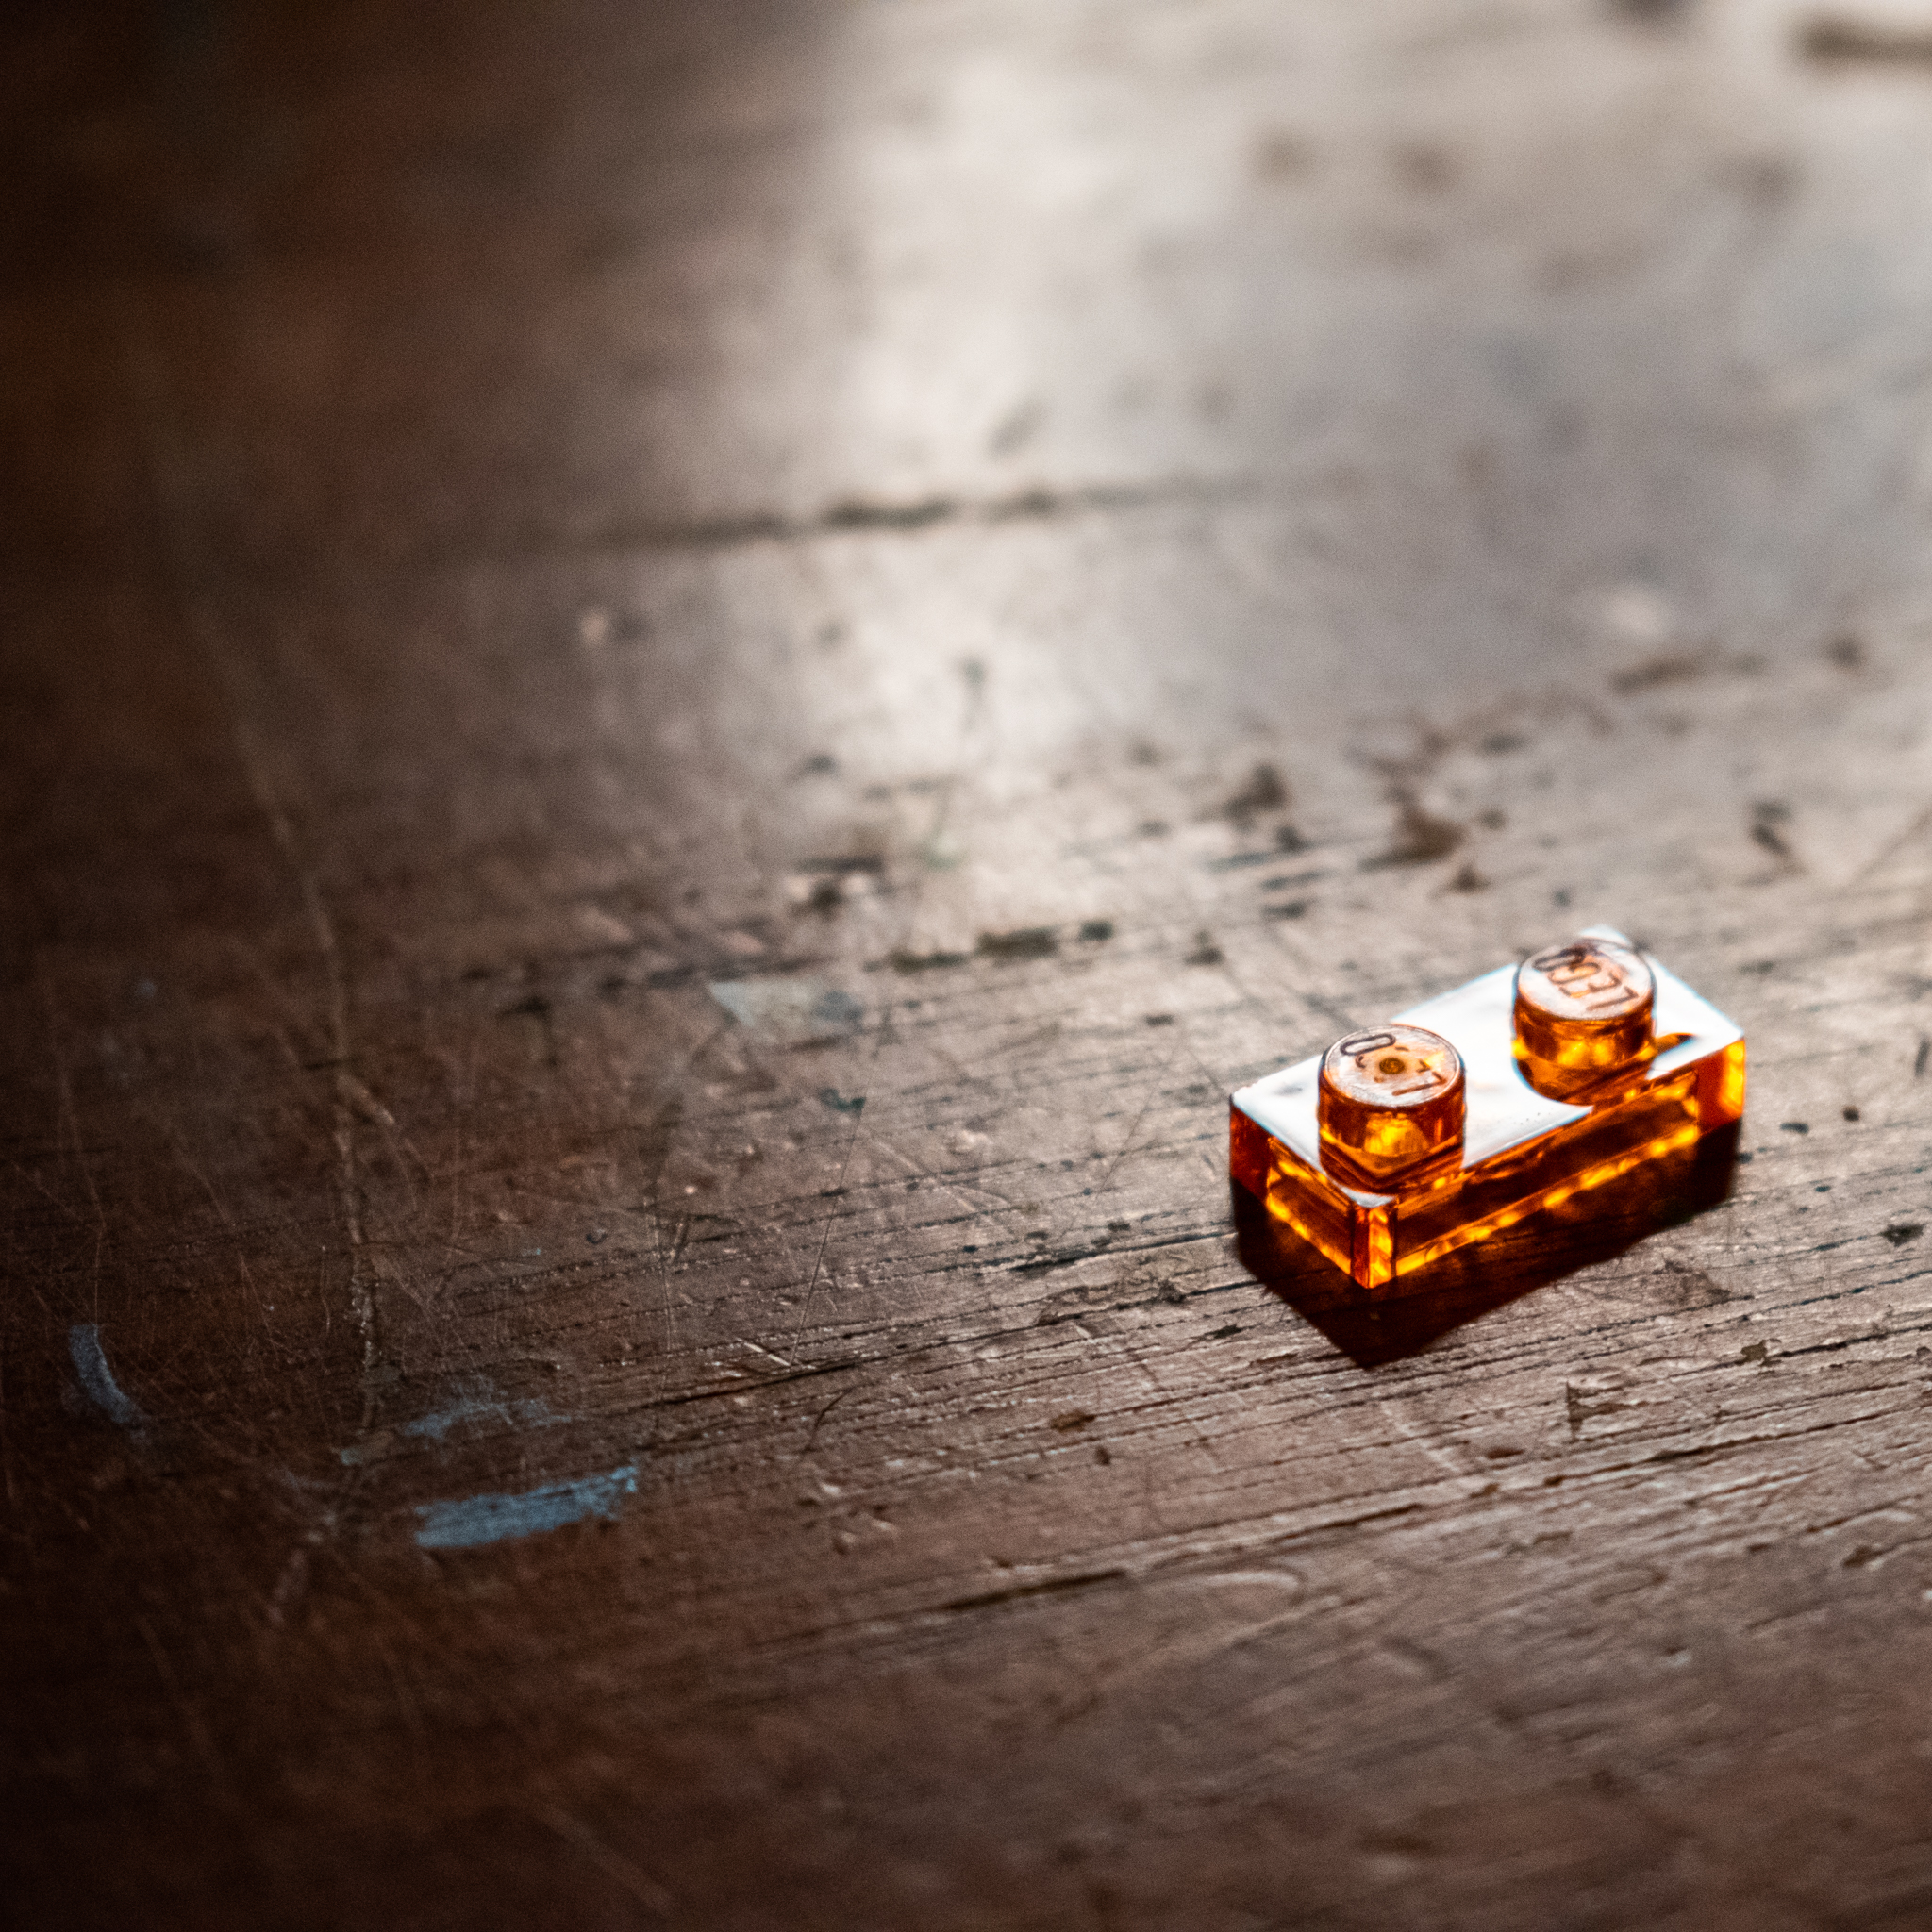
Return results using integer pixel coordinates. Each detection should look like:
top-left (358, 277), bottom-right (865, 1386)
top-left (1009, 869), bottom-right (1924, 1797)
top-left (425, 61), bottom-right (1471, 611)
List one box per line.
top-left (404, 1386), bottom-right (570, 1441)
top-left (414, 1465), bottom-right (639, 1550)
top-left (339, 1380), bottom-right (574, 1464)
top-left (69, 1324), bottom-right (146, 1435)
top-left (708, 977), bottom-right (862, 1044)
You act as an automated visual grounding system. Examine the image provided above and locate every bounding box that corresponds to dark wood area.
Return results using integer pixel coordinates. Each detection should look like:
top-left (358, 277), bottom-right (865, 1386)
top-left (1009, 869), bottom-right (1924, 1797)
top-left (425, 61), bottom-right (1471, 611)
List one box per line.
top-left (10, 2), bottom-right (1932, 1924)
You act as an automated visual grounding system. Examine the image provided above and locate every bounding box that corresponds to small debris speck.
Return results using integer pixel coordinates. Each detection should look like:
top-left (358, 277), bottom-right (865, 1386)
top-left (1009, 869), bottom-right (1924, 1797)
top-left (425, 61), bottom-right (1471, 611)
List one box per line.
top-left (977, 926), bottom-right (1058, 962)
top-left (1362, 799), bottom-right (1465, 869)
top-left (1221, 762), bottom-right (1290, 828)
top-left (1803, 17), bottom-right (1932, 66)
top-left (888, 947), bottom-right (970, 974)
top-left (1779, 1122), bottom-right (1809, 1135)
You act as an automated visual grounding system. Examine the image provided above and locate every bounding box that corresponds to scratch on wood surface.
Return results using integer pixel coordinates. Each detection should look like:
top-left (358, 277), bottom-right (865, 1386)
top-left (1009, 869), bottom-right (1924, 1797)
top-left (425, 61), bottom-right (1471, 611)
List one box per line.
top-left (1847, 796), bottom-right (1932, 884)
top-left (163, 1132), bottom-right (270, 1314)
top-left (530, 1805), bottom-right (674, 1917)
top-left (791, 996), bottom-right (896, 1349)
top-left (369, 1625), bottom-right (429, 1773)
top-left (0, 1327), bottom-right (12, 1513)
top-left (41, 972), bottom-right (108, 1308)
top-left (136, 1614), bottom-right (234, 1808)
top-left (1049, 1582), bottom-right (1313, 1722)
top-left (117, 318), bottom-right (382, 1433)
top-left (396, 474), bottom-right (1257, 571)
top-left (265, 1544), bottom-right (311, 1627)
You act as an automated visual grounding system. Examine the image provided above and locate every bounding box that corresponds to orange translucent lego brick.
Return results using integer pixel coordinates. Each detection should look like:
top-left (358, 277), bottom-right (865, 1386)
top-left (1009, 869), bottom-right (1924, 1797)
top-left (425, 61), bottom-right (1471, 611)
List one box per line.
top-left (1230, 926), bottom-right (1745, 1292)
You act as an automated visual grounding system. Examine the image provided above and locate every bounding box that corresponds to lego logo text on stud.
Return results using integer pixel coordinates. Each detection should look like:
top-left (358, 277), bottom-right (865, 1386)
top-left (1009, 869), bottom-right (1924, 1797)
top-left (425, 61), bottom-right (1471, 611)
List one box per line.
top-left (1514, 935), bottom-right (1656, 1101)
top-left (1317, 1024), bottom-right (1465, 1194)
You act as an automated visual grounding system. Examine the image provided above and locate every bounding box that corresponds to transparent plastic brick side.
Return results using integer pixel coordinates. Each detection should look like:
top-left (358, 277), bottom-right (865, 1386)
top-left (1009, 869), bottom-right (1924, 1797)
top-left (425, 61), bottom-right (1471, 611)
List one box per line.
top-left (1229, 928), bottom-right (1745, 1291)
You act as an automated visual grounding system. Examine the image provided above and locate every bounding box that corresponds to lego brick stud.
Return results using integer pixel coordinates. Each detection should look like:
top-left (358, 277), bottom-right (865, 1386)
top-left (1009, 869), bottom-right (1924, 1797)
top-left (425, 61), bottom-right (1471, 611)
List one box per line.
top-left (1317, 1024), bottom-right (1466, 1193)
top-left (1513, 936), bottom-right (1656, 1100)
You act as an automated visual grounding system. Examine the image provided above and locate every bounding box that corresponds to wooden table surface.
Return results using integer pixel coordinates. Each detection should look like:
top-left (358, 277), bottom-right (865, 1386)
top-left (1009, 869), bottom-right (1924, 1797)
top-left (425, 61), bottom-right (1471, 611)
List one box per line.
top-left (11, 1), bottom-right (1932, 1924)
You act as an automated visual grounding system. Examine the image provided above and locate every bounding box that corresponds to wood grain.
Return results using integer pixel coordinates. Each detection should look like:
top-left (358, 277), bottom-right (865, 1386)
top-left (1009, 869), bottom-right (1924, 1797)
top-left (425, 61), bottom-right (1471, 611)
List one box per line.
top-left (8, 1), bottom-right (1932, 1924)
